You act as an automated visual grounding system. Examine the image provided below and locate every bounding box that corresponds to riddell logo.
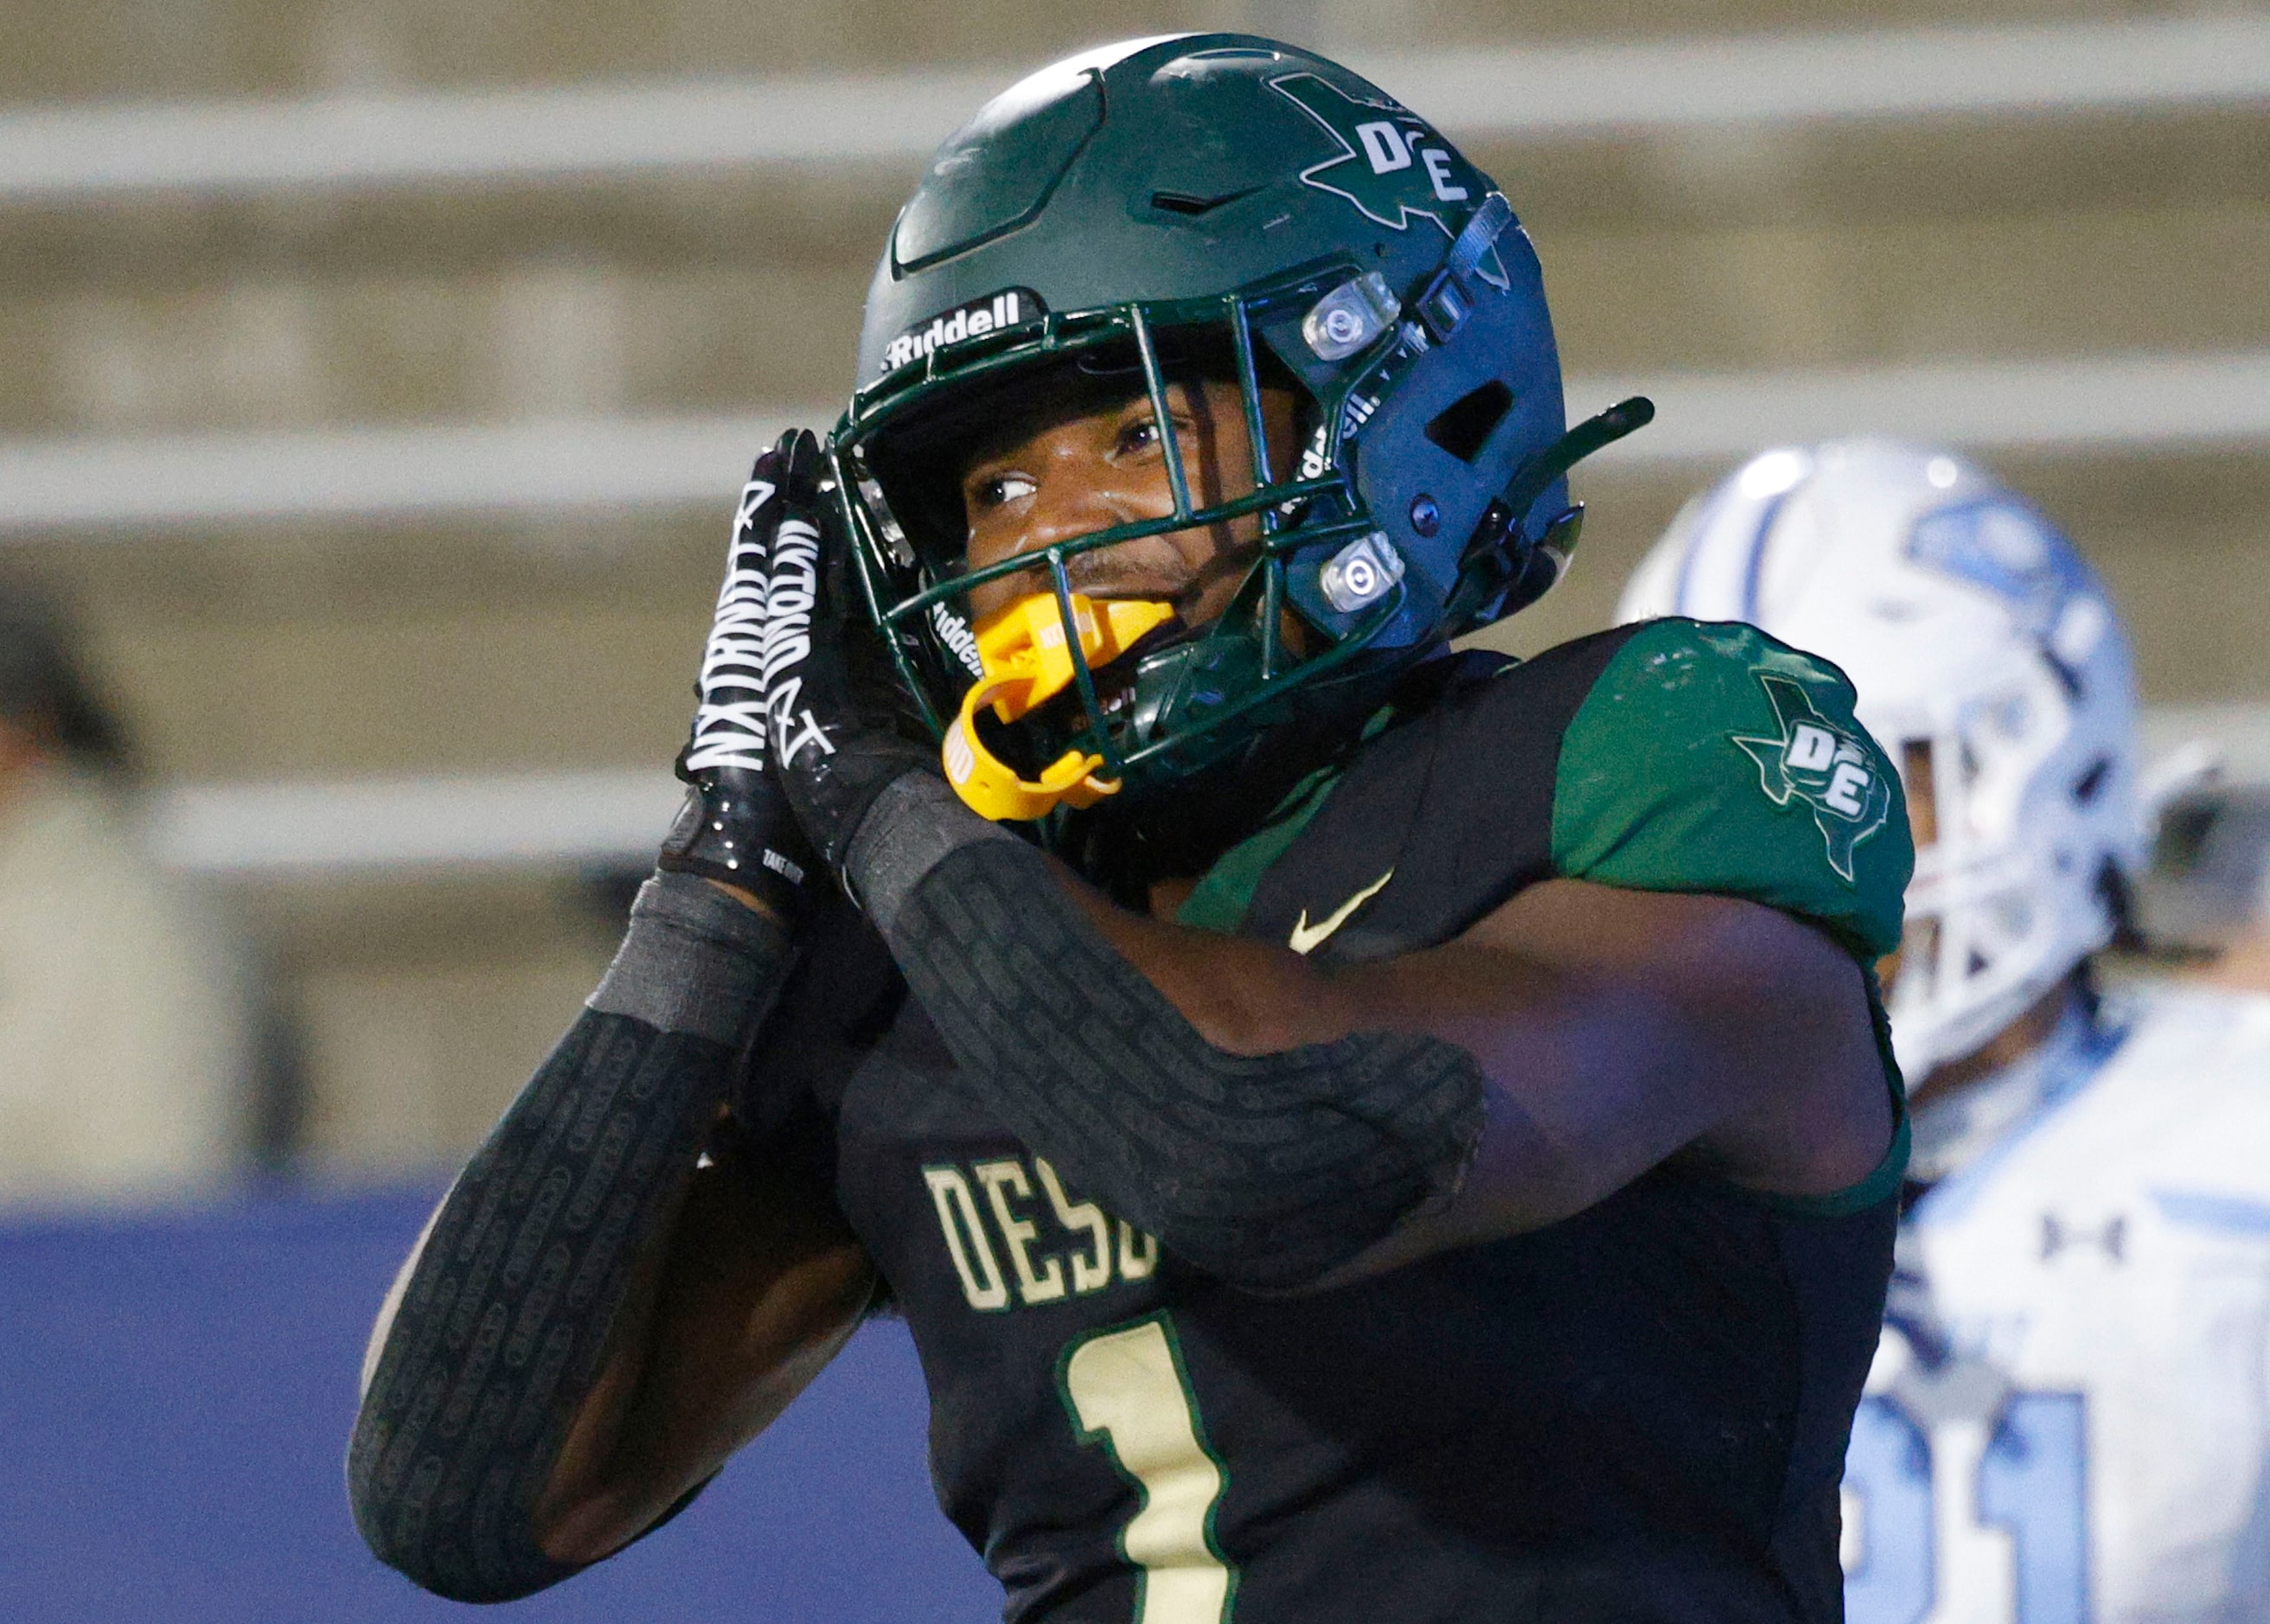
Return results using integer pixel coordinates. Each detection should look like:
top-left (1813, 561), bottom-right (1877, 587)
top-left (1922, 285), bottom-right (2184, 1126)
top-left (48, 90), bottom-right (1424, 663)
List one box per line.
top-left (881, 290), bottom-right (1042, 374)
top-left (930, 603), bottom-right (984, 677)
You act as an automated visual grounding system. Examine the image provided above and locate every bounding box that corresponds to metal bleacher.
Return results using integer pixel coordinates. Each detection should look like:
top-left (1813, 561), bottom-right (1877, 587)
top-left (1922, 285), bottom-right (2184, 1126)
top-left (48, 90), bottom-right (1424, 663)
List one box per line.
top-left (3, 0), bottom-right (2265, 1173)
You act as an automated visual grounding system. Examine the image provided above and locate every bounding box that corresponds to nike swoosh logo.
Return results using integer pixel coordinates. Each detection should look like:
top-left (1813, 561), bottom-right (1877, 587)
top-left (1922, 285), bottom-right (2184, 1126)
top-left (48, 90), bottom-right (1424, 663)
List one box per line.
top-left (1288, 868), bottom-right (1395, 956)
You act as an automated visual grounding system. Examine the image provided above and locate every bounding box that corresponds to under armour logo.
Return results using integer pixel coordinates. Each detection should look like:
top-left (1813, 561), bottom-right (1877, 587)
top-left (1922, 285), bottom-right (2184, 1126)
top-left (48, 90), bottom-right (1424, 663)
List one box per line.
top-left (2040, 1212), bottom-right (2126, 1263)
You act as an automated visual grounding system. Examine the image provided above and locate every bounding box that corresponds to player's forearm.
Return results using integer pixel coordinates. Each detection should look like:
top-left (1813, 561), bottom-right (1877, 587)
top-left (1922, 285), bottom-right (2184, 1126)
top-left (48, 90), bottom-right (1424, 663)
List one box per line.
top-left (347, 873), bottom-right (794, 1603)
top-left (1060, 890), bottom-right (1701, 1243)
top-left (1054, 877), bottom-right (1358, 1054)
top-left (1317, 886), bottom-right (1896, 1285)
top-left (843, 780), bottom-right (1486, 1292)
top-left (860, 782), bottom-right (1883, 1288)
top-left (1056, 874), bottom-right (1624, 1064)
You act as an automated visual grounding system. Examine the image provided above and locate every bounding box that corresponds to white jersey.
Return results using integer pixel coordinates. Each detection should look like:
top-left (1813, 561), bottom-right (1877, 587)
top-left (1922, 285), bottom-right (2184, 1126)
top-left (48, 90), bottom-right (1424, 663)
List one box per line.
top-left (1843, 983), bottom-right (2270, 1624)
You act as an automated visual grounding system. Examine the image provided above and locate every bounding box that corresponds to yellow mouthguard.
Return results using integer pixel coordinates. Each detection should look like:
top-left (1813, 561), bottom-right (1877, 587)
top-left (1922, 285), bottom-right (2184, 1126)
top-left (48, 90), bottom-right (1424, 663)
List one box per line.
top-left (940, 593), bottom-right (1177, 822)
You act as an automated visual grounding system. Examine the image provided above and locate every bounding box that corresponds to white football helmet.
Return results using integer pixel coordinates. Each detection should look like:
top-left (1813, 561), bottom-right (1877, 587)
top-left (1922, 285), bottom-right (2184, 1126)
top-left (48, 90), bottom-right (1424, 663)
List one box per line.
top-left (1618, 439), bottom-right (2142, 1079)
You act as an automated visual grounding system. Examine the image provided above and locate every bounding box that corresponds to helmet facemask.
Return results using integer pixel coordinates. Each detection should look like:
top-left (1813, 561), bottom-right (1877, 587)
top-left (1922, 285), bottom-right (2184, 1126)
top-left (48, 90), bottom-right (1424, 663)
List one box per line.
top-left (1876, 655), bottom-right (2115, 1073)
top-left (834, 280), bottom-right (1419, 822)
top-left (833, 240), bottom-right (1635, 826)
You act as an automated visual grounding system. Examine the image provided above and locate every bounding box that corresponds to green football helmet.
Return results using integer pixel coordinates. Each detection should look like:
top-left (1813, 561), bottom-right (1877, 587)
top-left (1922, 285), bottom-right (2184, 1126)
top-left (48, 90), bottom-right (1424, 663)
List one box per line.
top-left (827, 33), bottom-right (1648, 821)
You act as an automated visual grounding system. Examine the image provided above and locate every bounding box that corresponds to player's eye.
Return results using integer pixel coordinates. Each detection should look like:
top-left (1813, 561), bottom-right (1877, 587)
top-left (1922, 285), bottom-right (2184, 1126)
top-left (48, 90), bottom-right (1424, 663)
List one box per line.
top-left (969, 471), bottom-right (1038, 510)
top-left (1115, 417), bottom-right (1164, 459)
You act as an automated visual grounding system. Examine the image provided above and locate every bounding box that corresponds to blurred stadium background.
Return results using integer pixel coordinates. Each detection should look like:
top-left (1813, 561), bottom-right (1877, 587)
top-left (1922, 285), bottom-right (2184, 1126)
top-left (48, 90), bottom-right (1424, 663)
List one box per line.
top-left (0, 0), bottom-right (2264, 1616)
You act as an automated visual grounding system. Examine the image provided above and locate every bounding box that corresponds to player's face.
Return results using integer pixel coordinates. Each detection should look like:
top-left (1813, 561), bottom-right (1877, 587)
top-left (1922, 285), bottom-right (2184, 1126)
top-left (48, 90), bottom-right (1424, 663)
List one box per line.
top-left (956, 374), bottom-right (1302, 626)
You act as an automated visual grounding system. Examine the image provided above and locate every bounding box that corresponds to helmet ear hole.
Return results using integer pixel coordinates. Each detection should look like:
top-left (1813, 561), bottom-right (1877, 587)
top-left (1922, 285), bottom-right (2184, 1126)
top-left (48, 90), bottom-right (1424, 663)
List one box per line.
top-left (1423, 380), bottom-right (1514, 464)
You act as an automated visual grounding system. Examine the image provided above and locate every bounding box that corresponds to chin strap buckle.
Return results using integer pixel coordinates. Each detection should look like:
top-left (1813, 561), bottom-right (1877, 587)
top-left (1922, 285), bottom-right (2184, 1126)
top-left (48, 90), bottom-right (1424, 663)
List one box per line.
top-left (1414, 192), bottom-right (1515, 342)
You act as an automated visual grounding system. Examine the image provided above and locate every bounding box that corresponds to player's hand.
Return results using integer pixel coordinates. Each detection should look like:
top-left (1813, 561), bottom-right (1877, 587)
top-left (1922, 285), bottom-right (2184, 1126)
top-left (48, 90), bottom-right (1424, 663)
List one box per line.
top-left (757, 431), bottom-right (936, 890)
top-left (655, 432), bottom-right (828, 918)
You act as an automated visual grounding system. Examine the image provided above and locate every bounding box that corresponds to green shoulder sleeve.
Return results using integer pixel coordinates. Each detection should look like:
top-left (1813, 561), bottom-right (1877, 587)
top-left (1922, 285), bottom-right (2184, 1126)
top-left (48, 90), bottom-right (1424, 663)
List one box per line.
top-left (1550, 617), bottom-right (1913, 962)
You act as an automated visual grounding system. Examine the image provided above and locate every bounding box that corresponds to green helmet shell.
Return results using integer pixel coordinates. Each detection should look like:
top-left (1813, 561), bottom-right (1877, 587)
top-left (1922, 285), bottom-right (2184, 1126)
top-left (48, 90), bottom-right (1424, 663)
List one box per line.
top-left (833, 33), bottom-right (1595, 812)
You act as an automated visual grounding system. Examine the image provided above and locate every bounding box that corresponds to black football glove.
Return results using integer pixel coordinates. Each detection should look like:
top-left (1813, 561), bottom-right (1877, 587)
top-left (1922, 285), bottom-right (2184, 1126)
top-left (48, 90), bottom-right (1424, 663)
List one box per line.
top-left (757, 431), bottom-right (937, 891)
top-left (655, 431), bottom-right (828, 917)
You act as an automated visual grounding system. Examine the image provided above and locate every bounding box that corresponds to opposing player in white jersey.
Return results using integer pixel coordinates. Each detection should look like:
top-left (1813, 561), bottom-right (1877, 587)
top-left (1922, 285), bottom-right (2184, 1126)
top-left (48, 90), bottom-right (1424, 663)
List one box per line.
top-left (1620, 438), bottom-right (2270, 1624)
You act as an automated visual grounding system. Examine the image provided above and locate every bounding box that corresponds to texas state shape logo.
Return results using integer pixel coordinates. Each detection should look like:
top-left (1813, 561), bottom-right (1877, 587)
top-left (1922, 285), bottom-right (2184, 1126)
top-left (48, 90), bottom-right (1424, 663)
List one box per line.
top-left (1731, 675), bottom-right (1894, 883)
top-left (1268, 73), bottom-right (1508, 290)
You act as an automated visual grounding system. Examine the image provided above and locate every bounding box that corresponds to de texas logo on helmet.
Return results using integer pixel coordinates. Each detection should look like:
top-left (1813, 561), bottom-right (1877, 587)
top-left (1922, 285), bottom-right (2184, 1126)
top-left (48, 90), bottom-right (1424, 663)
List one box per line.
top-left (1269, 72), bottom-right (1511, 291)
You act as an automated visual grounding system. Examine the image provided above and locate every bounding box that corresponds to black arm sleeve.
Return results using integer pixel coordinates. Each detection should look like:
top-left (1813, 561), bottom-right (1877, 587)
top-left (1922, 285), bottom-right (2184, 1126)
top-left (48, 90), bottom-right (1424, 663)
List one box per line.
top-left (345, 874), bottom-right (792, 1603)
top-left (886, 837), bottom-right (1487, 1292)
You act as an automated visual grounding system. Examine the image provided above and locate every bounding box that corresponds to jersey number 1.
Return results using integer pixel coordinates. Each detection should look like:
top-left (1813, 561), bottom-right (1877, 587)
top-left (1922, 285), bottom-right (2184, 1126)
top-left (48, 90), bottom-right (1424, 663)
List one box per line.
top-left (1061, 1314), bottom-right (1237, 1623)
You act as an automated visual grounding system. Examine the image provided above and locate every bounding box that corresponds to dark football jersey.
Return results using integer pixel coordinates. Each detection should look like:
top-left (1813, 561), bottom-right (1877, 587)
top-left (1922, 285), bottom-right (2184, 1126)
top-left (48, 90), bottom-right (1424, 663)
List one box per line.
top-left (792, 618), bottom-right (1915, 1623)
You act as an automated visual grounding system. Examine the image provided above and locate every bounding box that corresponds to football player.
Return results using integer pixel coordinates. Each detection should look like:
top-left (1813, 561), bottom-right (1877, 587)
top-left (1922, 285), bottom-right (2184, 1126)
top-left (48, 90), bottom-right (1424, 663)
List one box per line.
top-left (350, 38), bottom-right (1915, 1621)
top-left (1621, 438), bottom-right (2270, 1624)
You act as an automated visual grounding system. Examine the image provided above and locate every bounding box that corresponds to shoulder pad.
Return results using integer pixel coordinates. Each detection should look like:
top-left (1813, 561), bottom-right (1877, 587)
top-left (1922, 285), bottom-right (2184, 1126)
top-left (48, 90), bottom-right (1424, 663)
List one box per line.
top-left (1551, 617), bottom-right (1912, 960)
top-left (1213, 618), bottom-right (1911, 963)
